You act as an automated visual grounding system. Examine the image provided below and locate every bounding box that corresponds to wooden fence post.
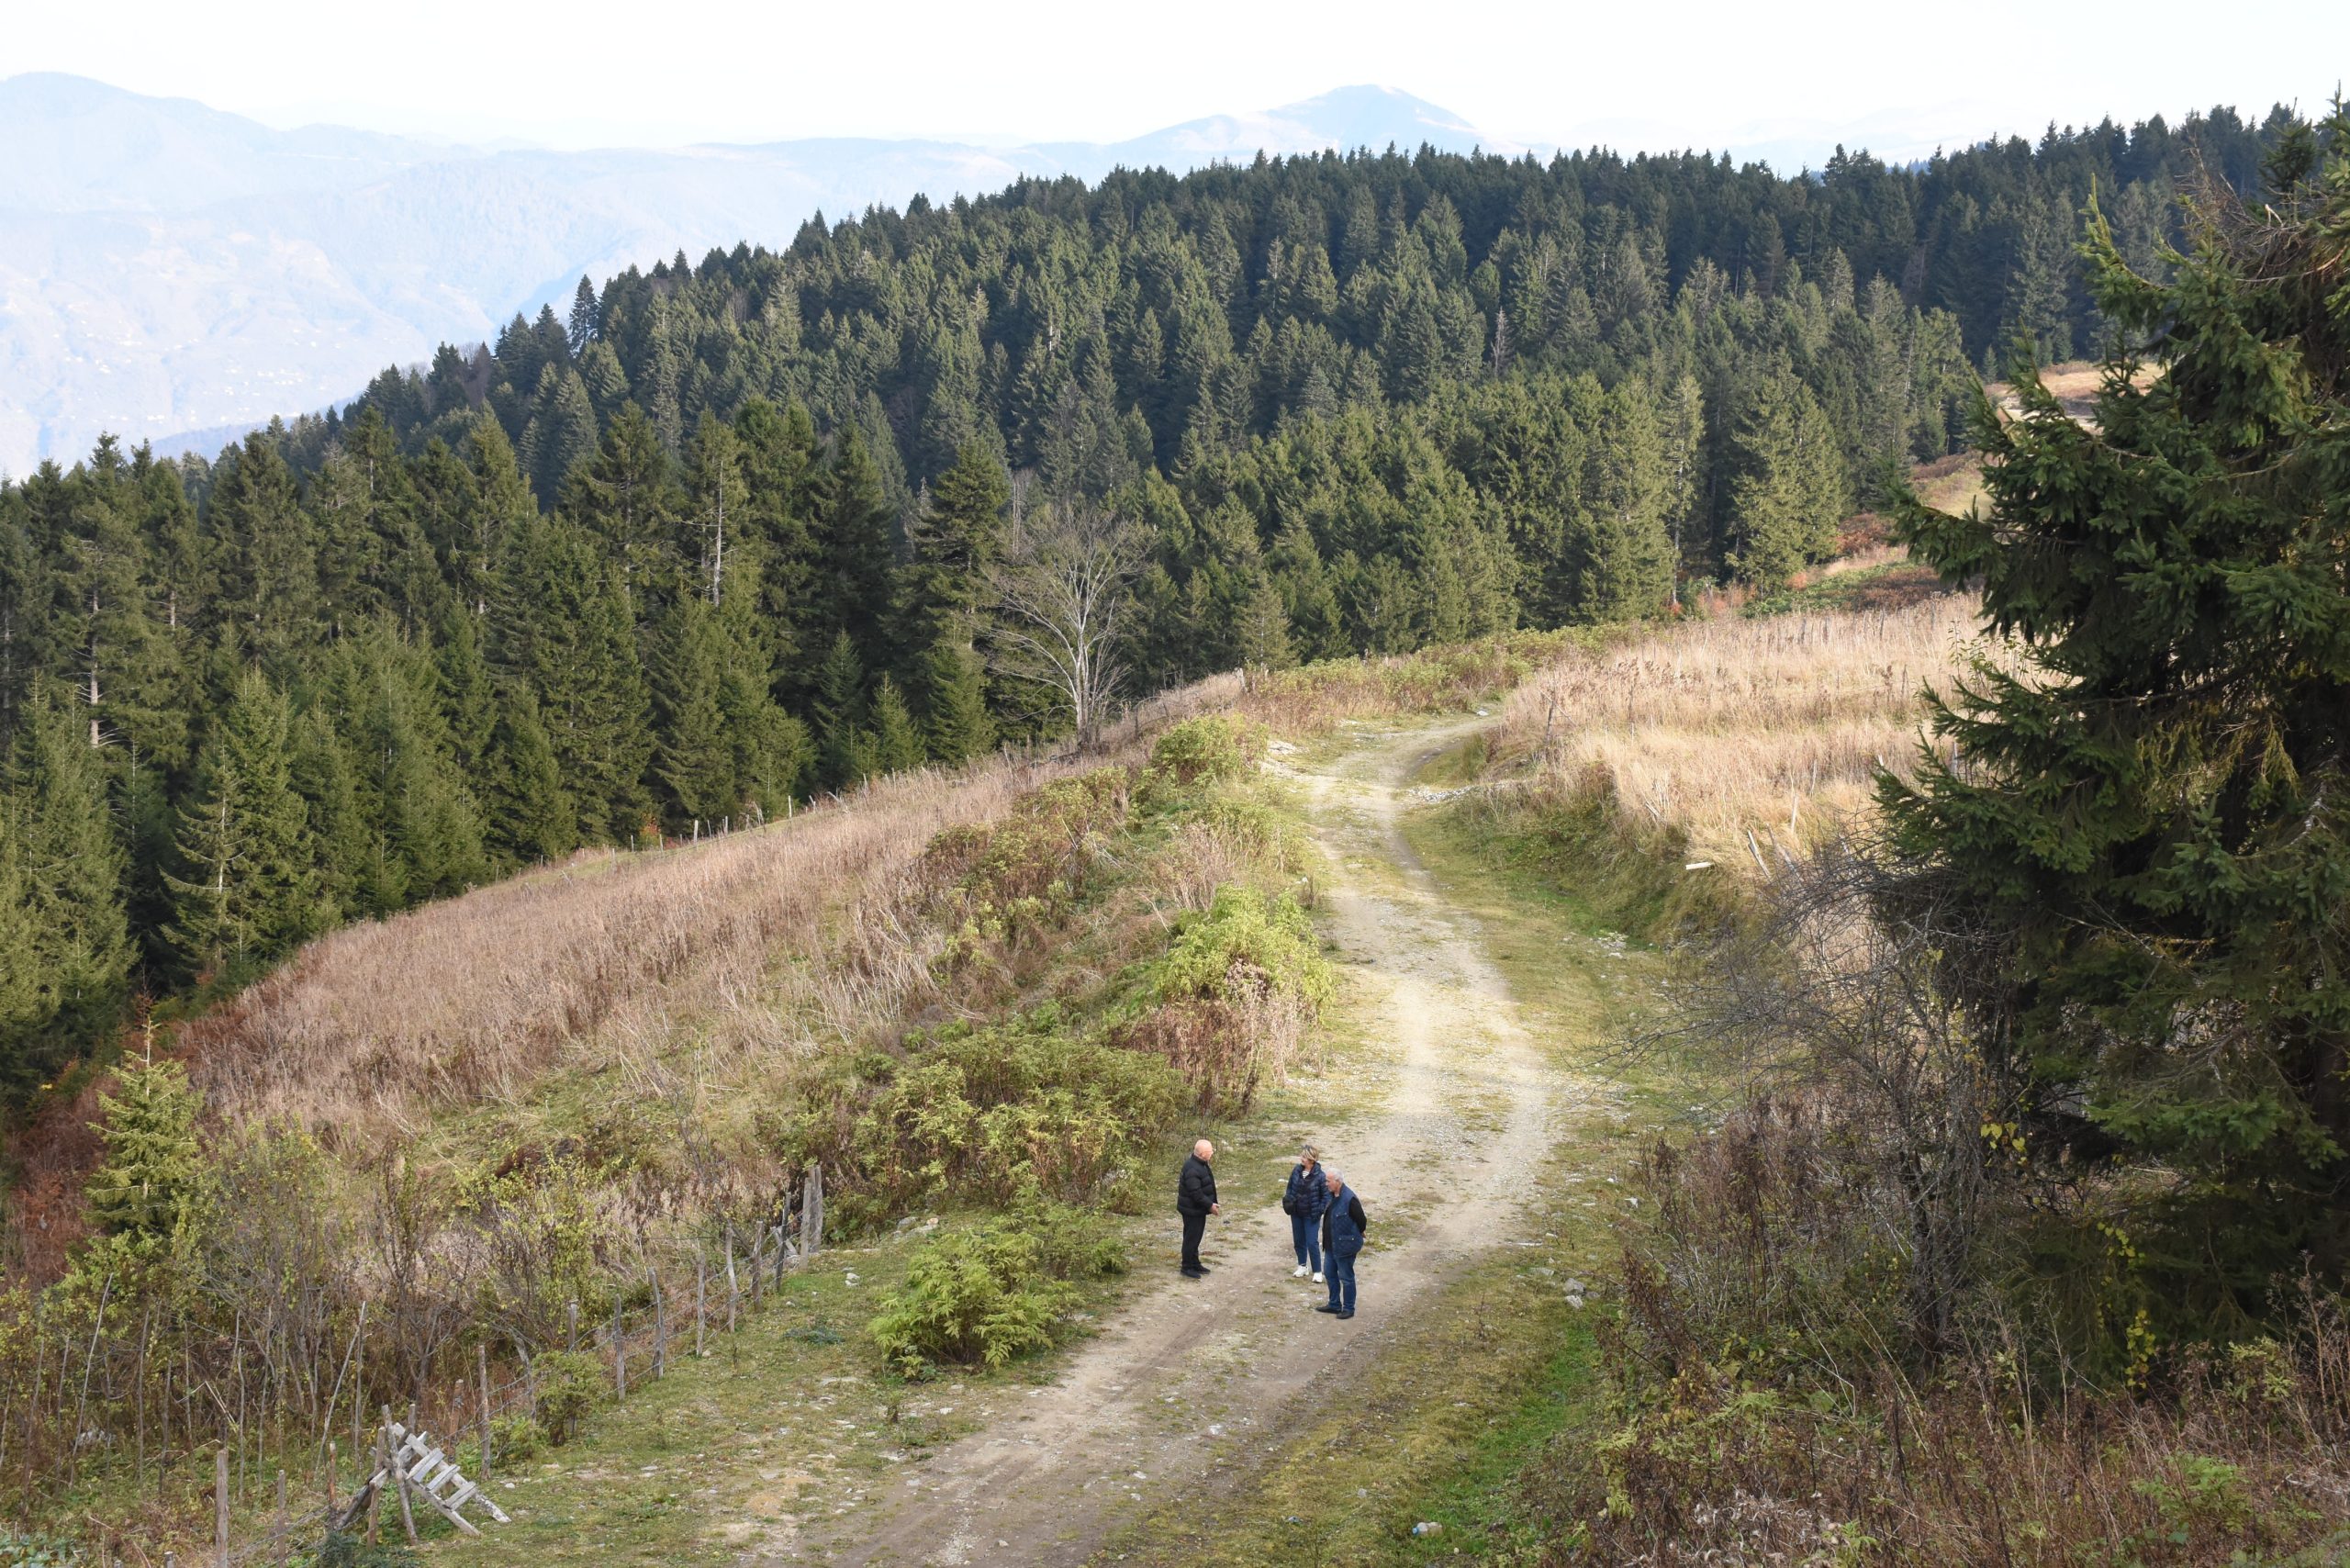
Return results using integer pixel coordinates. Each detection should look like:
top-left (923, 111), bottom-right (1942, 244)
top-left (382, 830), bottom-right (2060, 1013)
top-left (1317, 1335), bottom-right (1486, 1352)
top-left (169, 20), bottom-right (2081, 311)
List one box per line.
top-left (800, 1164), bottom-right (825, 1260)
top-left (385, 1406), bottom-right (417, 1546)
top-left (214, 1446), bottom-right (229, 1568)
top-left (652, 1274), bottom-right (666, 1378)
top-left (566, 1299), bottom-right (579, 1355)
top-left (696, 1260), bottom-right (707, 1357)
top-left (275, 1468), bottom-right (288, 1567)
top-left (612, 1299), bottom-right (626, 1403)
top-left (478, 1345), bottom-right (492, 1487)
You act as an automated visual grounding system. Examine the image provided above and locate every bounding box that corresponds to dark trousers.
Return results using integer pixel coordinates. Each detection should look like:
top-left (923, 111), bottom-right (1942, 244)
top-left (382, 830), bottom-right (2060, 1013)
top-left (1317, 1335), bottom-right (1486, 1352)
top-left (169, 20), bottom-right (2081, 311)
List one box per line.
top-left (1180, 1209), bottom-right (1207, 1270)
top-left (1291, 1212), bottom-right (1322, 1272)
top-left (1326, 1247), bottom-right (1358, 1311)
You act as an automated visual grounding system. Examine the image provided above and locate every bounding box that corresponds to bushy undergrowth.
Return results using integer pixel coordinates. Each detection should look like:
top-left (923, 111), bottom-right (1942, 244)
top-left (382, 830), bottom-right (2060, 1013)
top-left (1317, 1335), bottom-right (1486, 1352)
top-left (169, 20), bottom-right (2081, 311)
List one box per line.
top-left (1144, 714), bottom-right (1268, 792)
top-left (926, 767), bottom-right (1135, 964)
top-left (1512, 1107), bottom-right (2350, 1563)
top-left (1120, 886), bottom-right (1335, 1113)
top-left (868, 1203), bottom-right (1126, 1378)
top-left (525, 1350), bottom-right (609, 1445)
top-left (845, 1008), bottom-right (1189, 1212)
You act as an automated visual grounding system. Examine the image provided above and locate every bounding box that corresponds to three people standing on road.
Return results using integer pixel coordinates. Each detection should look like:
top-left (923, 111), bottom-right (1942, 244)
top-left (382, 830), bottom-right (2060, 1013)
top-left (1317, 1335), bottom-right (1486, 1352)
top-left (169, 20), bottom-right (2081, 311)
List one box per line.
top-left (1175, 1138), bottom-right (1365, 1317)
top-left (1176, 1138), bottom-right (1219, 1277)
top-left (1283, 1145), bottom-right (1329, 1282)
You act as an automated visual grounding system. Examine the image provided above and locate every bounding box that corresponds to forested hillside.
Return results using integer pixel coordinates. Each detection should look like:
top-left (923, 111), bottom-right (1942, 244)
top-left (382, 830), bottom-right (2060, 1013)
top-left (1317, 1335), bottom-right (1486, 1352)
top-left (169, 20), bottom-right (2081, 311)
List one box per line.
top-left (0, 104), bottom-right (2294, 1100)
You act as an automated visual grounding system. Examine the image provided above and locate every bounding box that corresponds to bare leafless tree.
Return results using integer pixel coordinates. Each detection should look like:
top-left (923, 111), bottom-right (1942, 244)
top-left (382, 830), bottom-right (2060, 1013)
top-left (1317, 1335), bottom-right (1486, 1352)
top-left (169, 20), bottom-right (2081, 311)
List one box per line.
top-left (986, 498), bottom-right (1144, 746)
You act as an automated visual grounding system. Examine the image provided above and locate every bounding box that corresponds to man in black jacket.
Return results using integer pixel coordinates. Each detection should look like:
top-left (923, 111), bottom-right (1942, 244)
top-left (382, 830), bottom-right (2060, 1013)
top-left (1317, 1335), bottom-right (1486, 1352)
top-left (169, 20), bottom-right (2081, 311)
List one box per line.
top-left (1176, 1139), bottom-right (1219, 1277)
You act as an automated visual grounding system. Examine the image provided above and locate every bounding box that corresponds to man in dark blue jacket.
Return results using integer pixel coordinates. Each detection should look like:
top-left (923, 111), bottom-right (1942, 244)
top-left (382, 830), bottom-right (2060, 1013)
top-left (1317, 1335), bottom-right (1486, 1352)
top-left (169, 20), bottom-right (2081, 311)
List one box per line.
top-left (1176, 1139), bottom-right (1219, 1277)
top-left (1314, 1169), bottom-right (1366, 1319)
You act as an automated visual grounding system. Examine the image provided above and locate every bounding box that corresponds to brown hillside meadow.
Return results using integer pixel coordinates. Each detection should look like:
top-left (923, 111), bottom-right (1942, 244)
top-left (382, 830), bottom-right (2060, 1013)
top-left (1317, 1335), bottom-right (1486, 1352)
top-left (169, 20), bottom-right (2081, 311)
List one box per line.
top-left (174, 677), bottom-right (1246, 1151)
top-left (1491, 592), bottom-right (2006, 865)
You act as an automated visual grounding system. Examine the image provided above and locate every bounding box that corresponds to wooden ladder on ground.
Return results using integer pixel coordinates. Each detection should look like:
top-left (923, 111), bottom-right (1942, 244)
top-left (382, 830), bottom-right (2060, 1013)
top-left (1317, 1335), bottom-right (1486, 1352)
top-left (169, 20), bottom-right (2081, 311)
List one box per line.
top-left (335, 1419), bottom-right (510, 1537)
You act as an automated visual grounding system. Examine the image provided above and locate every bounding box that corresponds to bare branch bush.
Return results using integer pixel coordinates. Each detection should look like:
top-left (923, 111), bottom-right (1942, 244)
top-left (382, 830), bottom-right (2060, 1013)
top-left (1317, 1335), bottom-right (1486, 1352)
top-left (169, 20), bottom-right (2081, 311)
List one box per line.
top-left (1654, 832), bottom-right (2019, 1352)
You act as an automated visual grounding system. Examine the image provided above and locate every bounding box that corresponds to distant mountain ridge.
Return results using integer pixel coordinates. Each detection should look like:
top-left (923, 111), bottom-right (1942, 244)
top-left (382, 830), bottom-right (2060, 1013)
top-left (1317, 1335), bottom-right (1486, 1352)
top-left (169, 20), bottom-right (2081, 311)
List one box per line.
top-left (0, 78), bottom-right (1520, 476)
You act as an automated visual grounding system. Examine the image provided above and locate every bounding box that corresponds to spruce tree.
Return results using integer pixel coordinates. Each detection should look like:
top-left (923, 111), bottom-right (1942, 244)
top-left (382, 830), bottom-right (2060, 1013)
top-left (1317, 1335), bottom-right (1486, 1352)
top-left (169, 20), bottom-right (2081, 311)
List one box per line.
top-left (918, 635), bottom-right (994, 765)
top-left (507, 519), bottom-right (655, 844)
top-left (204, 433), bottom-right (323, 677)
top-left (289, 708), bottom-right (365, 925)
top-left (651, 595), bottom-right (733, 827)
top-left (811, 630), bottom-right (869, 790)
top-left (815, 429), bottom-right (899, 672)
top-left (165, 668), bottom-right (318, 978)
top-left (1573, 381), bottom-right (1675, 621)
top-left (1234, 571), bottom-right (1296, 670)
top-left (1886, 111), bottom-right (2350, 1313)
top-left (84, 1051), bottom-right (203, 1249)
top-left (566, 275), bottom-right (599, 356)
top-left (62, 451), bottom-right (185, 766)
top-left (482, 688), bottom-right (576, 866)
top-left (867, 676), bottom-right (924, 776)
top-left (901, 442), bottom-right (1008, 653)
top-left (6, 689), bottom-right (133, 1036)
top-left (0, 691), bottom-right (133, 1094)
top-left (1727, 364), bottom-right (1848, 587)
top-left (0, 825), bottom-right (50, 1092)
top-left (563, 402), bottom-right (682, 612)
top-left (713, 581), bottom-right (809, 814)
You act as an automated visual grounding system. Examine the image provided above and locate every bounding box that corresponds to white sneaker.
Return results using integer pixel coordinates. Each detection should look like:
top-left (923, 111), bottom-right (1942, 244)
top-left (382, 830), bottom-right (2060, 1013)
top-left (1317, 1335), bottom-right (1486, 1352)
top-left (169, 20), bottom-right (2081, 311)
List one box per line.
top-left (1292, 1265), bottom-right (1309, 1278)
top-left (1312, 1271), bottom-right (1325, 1284)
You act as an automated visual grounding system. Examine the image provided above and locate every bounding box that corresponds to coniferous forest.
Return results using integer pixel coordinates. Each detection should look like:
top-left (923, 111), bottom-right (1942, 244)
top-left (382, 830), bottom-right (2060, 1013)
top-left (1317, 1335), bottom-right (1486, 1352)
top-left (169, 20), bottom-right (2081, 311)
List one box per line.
top-left (0, 105), bottom-right (2296, 1099)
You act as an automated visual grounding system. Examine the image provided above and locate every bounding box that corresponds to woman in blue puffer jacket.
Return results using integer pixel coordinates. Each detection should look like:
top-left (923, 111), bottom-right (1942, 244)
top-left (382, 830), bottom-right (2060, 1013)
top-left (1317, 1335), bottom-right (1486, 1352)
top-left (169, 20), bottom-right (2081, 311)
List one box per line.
top-left (1283, 1144), bottom-right (1330, 1281)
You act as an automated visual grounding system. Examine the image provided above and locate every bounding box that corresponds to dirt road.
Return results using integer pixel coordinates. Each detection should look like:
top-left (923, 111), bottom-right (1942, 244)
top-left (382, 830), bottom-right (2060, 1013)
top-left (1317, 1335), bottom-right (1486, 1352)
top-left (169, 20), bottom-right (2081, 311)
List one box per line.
top-left (778, 720), bottom-right (1569, 1566)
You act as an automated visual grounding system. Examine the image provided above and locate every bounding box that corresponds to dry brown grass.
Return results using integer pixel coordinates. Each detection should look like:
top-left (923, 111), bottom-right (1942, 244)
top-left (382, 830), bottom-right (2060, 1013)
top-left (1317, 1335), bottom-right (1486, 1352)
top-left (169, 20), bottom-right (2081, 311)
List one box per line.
top-left (174, 674), bottom-right (1249, 1155)
top-left (1489, 594), bottom-right (2005, 868)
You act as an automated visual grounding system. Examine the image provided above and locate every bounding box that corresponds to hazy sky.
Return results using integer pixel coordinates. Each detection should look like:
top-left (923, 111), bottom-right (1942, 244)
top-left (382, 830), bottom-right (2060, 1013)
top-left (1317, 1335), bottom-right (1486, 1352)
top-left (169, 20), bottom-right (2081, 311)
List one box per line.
top-left (6, 0), bottom-right (2343, 155)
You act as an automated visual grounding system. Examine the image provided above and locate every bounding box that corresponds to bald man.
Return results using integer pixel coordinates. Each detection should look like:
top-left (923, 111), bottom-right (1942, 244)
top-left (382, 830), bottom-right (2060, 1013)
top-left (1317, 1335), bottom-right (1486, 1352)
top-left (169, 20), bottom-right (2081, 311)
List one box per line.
top-left (1176, 1138), bottom-right (1220, 1278)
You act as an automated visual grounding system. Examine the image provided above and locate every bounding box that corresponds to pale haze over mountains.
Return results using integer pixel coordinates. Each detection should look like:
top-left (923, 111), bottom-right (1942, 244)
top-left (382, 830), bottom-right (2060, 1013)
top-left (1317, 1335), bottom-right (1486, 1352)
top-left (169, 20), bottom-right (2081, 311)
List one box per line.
top-left (0, 72), bottom-right (2094, 476)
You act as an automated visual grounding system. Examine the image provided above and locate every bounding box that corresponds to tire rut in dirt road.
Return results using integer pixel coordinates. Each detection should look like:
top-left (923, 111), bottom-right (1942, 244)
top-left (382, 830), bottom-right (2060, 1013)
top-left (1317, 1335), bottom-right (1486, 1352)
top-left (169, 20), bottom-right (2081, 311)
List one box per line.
top-left (772, 720), bottom-right (1565, 1567)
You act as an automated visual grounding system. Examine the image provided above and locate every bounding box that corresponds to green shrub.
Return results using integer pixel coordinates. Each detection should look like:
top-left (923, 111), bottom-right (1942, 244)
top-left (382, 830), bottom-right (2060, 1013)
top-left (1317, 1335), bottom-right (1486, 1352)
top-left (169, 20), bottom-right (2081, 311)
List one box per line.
top-left (1147, 716), bottom-right (1266, 791)
top-left (1118, 885), bottom-right (1336, 1111)
top-left (487, 1413), bottom-right (545, 1465)
top-left (868, 1204), bottom-right (1123, 1378)
top-left (526, 1350), bottom-right (607, 1444)
top-left (852, 1011), bottom-right (1188, 1208)
top-left (1149, 886), bottom-right (1333, 1012)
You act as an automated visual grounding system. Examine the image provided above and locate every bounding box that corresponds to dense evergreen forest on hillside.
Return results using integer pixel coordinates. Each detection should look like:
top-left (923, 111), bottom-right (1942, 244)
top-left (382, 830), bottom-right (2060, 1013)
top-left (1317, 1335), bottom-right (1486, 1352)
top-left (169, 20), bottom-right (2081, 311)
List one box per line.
top-left (0, 103), bottom-right (2295, 1098)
